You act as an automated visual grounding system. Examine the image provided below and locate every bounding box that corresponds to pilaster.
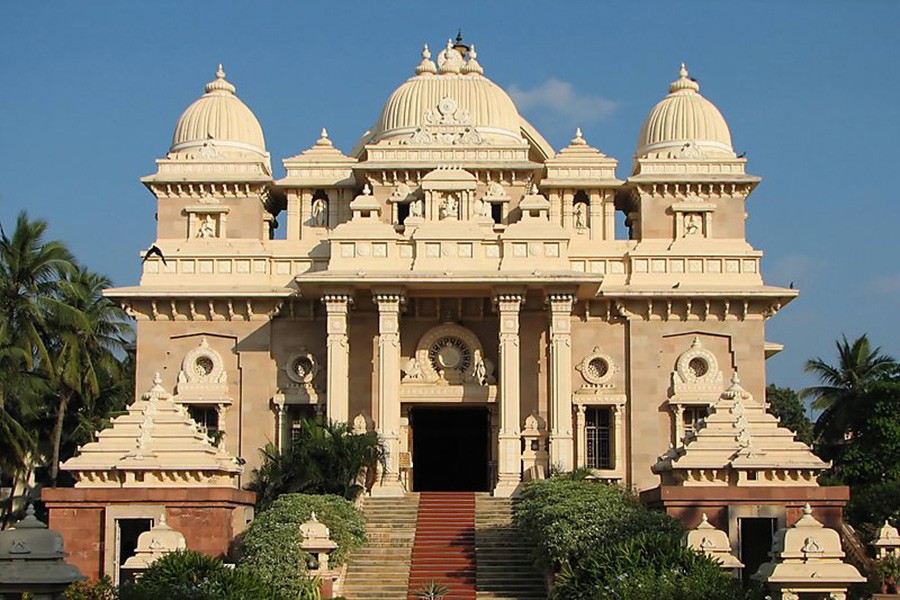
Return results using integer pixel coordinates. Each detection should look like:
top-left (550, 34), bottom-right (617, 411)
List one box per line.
top-left (548, 293), bottom-right (576, 472)
top-left (372, 292), bottom-right (405, 496)
top-left (575, 404), bottom-right (587, 469)
top-left (323, 294), bottom-right (352, 425)
top-left (494, 292), bottom-right (524, 497)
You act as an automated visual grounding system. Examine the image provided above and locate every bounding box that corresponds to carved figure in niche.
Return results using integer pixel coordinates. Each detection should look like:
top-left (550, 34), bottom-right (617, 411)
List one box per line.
top-left (474, 197), bottom-right (490, 219)
top-left (684, 213), bottom-right (702, 236)
top-left (473, 350), bottom-right (487, 385)
top-left (197, 215), bottom-right (216, 238)
top-left (402, 357), bottom-right (423, 381)
top-left (409, 197), bottom-right (424, 218)
top-left (439, 194), bottom-right (459, 220)
top-left (574, 202), bottom-right (588, 229)
top-left (311, 197), bottom-right (328, 227)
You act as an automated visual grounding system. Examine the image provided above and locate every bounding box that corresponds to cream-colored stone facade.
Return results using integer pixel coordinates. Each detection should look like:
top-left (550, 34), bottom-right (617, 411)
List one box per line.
top-left (107, 41), bottom-right (796, 497)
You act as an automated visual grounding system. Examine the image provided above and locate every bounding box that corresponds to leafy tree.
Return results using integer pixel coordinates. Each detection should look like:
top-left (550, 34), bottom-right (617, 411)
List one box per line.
top-left (828, 381), bottom-right (900, 486)
top-left (801, 334), bottom-right (898, 458)
top-left (765, 384), bottom-right (813, 445)
top-left (247, 418), bottom-right (385, 510)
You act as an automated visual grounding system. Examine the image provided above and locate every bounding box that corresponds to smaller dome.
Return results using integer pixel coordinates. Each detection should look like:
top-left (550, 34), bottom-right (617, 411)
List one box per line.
top-left (170, 65), bottom-right (266, 157)
top-left (636, 64), bottom-right (734, 159)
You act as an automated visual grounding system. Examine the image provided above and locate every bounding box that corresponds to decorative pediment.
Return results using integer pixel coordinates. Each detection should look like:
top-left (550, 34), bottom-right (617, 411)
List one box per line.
top-left (405, 323), bottom-right (492, 386)
top-left (175, 337), bottom-right (231, 404)
top-left (405, 96), bottom-right (484, 146)
top-left (576, 346), bottom-right (619, 389)
top-left (672, 337), bottom-right (724, 398)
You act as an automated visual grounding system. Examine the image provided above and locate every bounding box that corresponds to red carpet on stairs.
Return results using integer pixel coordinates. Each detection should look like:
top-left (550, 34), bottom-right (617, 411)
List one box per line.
top-left (407, 492), bottom-right (476, 600)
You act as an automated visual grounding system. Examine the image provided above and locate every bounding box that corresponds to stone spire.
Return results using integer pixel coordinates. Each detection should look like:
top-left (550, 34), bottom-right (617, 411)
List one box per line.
top-left (653, 373), bottom-right (829, 486)
top-left (61, 374), bottom-right (242, 488)
top-left (415, 44), bottom-right (437, 75)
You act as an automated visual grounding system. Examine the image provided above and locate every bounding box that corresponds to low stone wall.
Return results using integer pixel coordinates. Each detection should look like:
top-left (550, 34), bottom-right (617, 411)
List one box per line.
top-left (43, 487), bottom-right (256, 580)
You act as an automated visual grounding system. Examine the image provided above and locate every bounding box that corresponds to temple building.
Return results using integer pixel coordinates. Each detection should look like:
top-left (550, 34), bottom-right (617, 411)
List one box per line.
top-left (45, 38), bottom-right (848, 582)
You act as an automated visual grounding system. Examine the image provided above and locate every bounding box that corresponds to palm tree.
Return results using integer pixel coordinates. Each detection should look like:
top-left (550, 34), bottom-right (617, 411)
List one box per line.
top-left (45, 267), bottom-right (130, 486)
top-left (801, 334), bottom-right (898, 456)
top-left (0, 212), bottom-right (75, 370)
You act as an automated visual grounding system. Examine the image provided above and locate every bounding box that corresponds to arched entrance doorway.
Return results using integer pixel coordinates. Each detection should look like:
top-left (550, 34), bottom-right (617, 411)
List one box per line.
top-left (410, 406), bottom-right (490, 492)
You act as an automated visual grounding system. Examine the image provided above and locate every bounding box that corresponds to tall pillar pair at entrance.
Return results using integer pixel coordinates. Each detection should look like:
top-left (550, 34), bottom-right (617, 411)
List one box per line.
top-left (324, 292), bottom-right (405, 496)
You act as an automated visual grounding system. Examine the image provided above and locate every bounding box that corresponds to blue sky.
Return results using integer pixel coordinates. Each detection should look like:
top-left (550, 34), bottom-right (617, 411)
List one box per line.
top-left (2, 1), bottom-right (898, 392)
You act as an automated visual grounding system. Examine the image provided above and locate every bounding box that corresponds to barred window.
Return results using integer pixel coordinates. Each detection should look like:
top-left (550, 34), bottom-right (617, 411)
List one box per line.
top-left (188, 405), bottom-right (219, 434)
top-left (586, 407), bottom-right (613, 470)
top-left (683, 406), bottom-right (710, 437)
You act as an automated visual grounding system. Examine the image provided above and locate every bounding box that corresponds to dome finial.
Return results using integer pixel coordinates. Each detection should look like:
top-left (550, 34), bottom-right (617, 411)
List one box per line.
top-left (321, 127), bottom-right (329, 139)
top-left (205, 65), bottom-right (236, 94)
top-left (461, 42), bottom-right (483, 75)
top-left (316, 128), bottom-right (333, 147)
top-left (415, 43), bottom-right (437, 75)
top-left (669, 62), bottom-right (699, 94)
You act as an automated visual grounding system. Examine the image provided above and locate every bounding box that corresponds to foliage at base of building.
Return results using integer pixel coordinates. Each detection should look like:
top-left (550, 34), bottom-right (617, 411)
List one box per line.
top-left (514, 474), bottom-right (760, 600)
top-left (237, 493), bottom-right (364, 599)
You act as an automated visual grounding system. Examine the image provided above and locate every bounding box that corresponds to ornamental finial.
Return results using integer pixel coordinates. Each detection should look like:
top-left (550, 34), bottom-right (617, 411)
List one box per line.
top-left (571, 127), bottom-right (586, 146)
top-left (679, 62), bottom-right (688, 79)
top-left (422, 44), bottom-right (431, 60)
top-left (416, 43), bottom-right (437, 75)
top-left (217, 64), bottom-right (225, 79)
top-left (321, 128), bottom-right (329, 139)
top-left (363, 183), bottom-right (372, 195)
top-left (469, 43), bottom-right (477, 59)
top-left (153, 372), bottom-right (163, 386)
top-left (669, 62), bottom-right (699, 94)
top-left (803, 503), bottom-right (813, 516)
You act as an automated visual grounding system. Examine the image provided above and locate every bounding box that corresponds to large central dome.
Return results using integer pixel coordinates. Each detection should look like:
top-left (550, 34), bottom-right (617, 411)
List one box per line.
top-left (366, 40), bottom-right (526, 147)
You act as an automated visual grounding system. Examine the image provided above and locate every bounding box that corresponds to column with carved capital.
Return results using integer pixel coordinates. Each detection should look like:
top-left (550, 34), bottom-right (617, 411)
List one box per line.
top-left (372, 293), bottom-right (405, 496)
top-left (612, 404), bottom-right (624, 477)
top-left (323, 294), bottom-right (352, 424)
top-left (548, 293), bottom-right (576, 472)
top-left (494, 293), bottom-right (524, 497)
top-left (672, 404), bottom-right (684, 445)
top-left (575, 404), bottom-right (587, 469)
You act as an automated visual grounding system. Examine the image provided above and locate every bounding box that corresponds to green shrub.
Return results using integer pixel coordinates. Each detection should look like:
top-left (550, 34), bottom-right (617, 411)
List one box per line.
top-left (237, 493), bottom-right (365, 600)
top-left (514, 476), bottom-right (681, 571)
top-left (65, 577), bottom-right (117, 600)
top-left (247, 418), bottom-right (386, 510)
top-left (118, 550), bottom-right (286, 600)
top-left (553, 531), bottom-right (756, 600)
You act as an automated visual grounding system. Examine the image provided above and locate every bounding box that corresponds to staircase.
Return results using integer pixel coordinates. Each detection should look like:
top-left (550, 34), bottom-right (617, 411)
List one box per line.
top-left (407, 492), bottom-right (477, 600)
top-left (475, 495), bottom-right (547, 600)
top-left (340, 493), bottom-right (547, 600)
top-left (340, 495), bottom-right (419, 600)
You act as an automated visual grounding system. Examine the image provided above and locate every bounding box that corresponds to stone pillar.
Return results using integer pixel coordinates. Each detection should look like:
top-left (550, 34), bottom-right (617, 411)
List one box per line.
top-left (603, 191), bottom-right (615, 240)
top-left (272, 399), bottom-right (286, 451)
top-left (575, 404), bottom-right (587, 469)
top-left (672, 404), bottom-right (684, 445)
top-left (372, 293), bottom-right (405, 496)
top-left (286, 190), bottom-right (301, 240)
top-left (612, 404), bottom-right (624, 476)
top-left (548, 293), bottom-right (576, 472)
top-left (494, 293), bottom-right (524, 497)
top-left (323, 294), bottom-right (352, 425)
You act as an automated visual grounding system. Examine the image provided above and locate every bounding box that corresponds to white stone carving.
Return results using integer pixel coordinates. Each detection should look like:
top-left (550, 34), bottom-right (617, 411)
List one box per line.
top-left (402, 357), bottom-right (423, 381)
top-left (683, 212), bottom-right (702, 236)
top-left (311, 196), bottom-right (328, 227)
top-left (439, 194), bottom-right (459, 220)
top-left (197, 215), bottom-right (216, 238)
top-left (284, 348), bottom-right (319, 385)
top-left (411, 323), bottom-right (487, 384)
top-left (175, 337), bottom-right (229, 402)
top-left (576, 346), bottom-right (618, 387)
top-left (409, 197), bottom-right (424, 218)
top-left (673, 337), bottom-right (723, 395)
top-left (574, 202), bottom-right (588, 230)
top-left (404, 95), bottom-right (484, 146)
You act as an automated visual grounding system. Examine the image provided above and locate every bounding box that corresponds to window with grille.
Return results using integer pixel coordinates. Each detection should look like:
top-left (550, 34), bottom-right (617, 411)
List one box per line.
top-left (683, 406), bottom-right (710, 437)
top-left (188, 405), bottom-right (219, 434)
top-left (288, 405), bottom-right (316, 446)
top-left (585, 407), bottom-right (613, 470)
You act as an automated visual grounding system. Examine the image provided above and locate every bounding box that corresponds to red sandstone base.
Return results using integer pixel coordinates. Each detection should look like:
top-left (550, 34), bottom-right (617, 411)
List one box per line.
top-left (43, 487), bottom-right (256, 580)
top-left (640, 485), bottom-right (850, 530)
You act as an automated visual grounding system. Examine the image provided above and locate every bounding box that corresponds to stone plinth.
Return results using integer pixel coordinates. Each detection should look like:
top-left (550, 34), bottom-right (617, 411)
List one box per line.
top-left (43, 487), bottom-right (255, 580)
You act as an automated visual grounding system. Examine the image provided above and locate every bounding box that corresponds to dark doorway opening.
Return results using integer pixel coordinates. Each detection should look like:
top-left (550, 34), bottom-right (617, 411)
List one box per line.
top-left (117, 518), bottom-right (153, 584)
top-left (740, 517), bottom-right (776, 584)
top-left (411, 406), bottom-right (489, 492)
